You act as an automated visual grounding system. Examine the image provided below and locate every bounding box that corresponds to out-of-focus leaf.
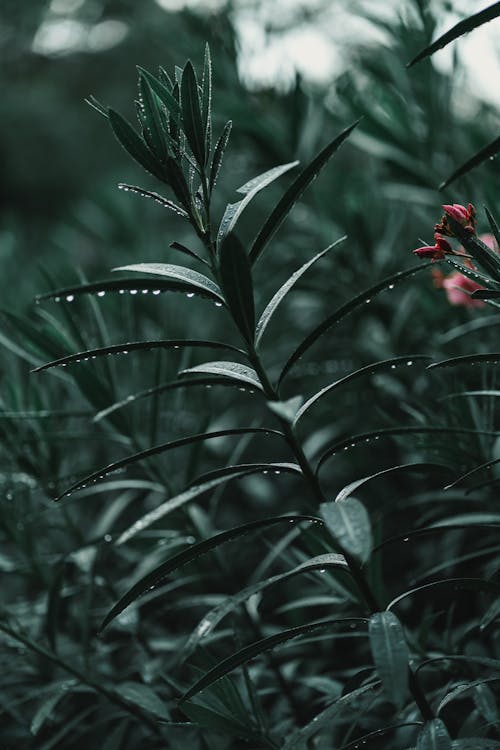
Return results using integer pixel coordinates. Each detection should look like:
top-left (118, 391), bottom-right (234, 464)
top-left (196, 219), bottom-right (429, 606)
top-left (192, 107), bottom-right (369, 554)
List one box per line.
top-left (31, 681), bottom-right (77, 735)
top-left (113, 263), bottom-right (224, 303)
top-left (180, 618), bottom-right (368, 703)
top-left (439, 135), bottom-right (500, 189)
top-left (408, 2), bottom-right (500, 66)
top-left (218, 233), bottom-right (255, 343)
top-left (255, 238), bottom-right (345, 348)
top-left (249, 120), bottom-right (359, 265)
top-left (416, 719), bottom-right (452, 750)
top-left (115, 682), bottom-right (168, 719)
top-left (320, 498), bottom-right (372, 564)
top-left (267, 396), bottom-right (304, 423)
top-left (368, 611), bottom-right (409, 709)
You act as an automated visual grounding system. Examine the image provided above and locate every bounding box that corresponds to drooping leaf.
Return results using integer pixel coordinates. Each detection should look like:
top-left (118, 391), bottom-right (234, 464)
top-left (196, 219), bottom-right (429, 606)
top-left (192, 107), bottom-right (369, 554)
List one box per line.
top-left (115, 682), bottom-right (168, 719)
top-left (112, 263), bottom-right (224, 303)
top-left (335, 463), bottom-right (451, 503)
top-left (179, 618), bottom-right (368, 703)
top-left (186, 461), bottom-right (302, 488)
top-left (179, 361), bottom-right (262, 390)
top-left (108, 109), bottom-right (163, 181)
top-left (249, 120), bottom-right (360, 265)
top-left (387, 578), bottom-right (500, 612)
top-left (320, 498), bottom-right (372, 564)
top-left (35, 277), bottom-right (223, 305)
top-left (217, 161), bottom-right (299, 246)
top-left (181, 61), bottom-right (206, 166)
top-left (408, 3), bottom-right (500, 67)
top-left (255, 238), bottom-right (345, 348)
top-left (56, 427), bottom-right (283, 501)
top-left (339, 724), bottom-right (423, 750)
top-left (294, 356), bottom-right (431, 426)
top-left (183, 553), bottom-right (350, 658)
top-left (99, 516), bottom-right (320, 630)
top-left (218, 233), bottom-right (255, 343)
top-left (316, 426), bottom-right (500, 476)
top-left (279, 264), bottom-right (432, 385)
top-left (118, 184), bottom-right (188, 218)
top-left (169, 240), bottom-right (208, 265)
top-left (428, 353), bottom-right (500, 371)
top-left (368, 611), bottom-right (409, 709)
top-left (209, 121), bottom-right (232, 192)
top-left (439, 135), bottom-right (500, 189)
top-left (32, 339), bottom-right (243, 373)
top-left (416, 719), bottom-right (452, 750)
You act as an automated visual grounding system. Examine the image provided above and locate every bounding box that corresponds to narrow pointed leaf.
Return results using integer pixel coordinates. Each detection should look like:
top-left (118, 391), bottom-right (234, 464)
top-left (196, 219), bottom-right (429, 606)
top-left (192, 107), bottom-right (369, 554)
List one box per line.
top-left (56, 427), bottom-right (282, 501)
top-left (187, 461), bottom-right (302, 487)
top-left (339, 724), bottom-right (423, 750)
top-left (408, 3), bottom-right (500, 67)
top-left (249, 120), bottom-right (359, 264)
top-left (439, 135), bottom-right (500, 189)
top-left (108, 109), bottom-right (163, 180)
top-left (35, 277), bottom-right (222, 304)
top-left (115, 682), bottom-right (168, 719)
top-left (179, 618), bottom-right (368, 703)
top-left (320, 498), bottom-right (372, 564)
top-left (209, 121), bottom-right (232, 192)
top-left (31, 682), bottom-right (77, 735)
top-left (138, 75), bottom-right (169, 162)
top-left (279, 264), bottom-right (431, 385)
top-left (446, 217), bottom-right (500, 278)
top-left (368, 612), bottom-right (409, 709)
top-left (118, 184), bottom-right (188, 218)
top-left (335, 463), bottom-right (450, 504)
top-left (388, 578), bottom-right (500, 612)
top-left (443, 257), bottom-right (498, 289)
top-left (201, 43), bottom-right (212, 148)
top-left (179, 361), bottom-right (262, 390)
top-left (113, 263), bottom-right (224, 303)
top-left (485, 206), bottom-right (500, 253)
top-left (218, 233), bottom-right (255, 343)
top-left (181, 61), bottom-right (206, 166)
top-left (184, 554), bottom-right (350, 657)
top-left (136, 66), bottom-right (181, 119)
top-left (85, 95), bottom-right (108, 117)
top-left (100, 514), bottom-right (318, 630)
top-left (169, 241), bottom-right (208, 265)
top-left (32, 340), bottom-right (242, 373)
top-left (256, 238), bottom-right (345, 347)
top-left (428, 353), bottom-right (500, 371)
top-left (416, 719), bottom-right (452, 750)
top-left (217, 161), bottom-right (299, 246)
top-left (294, 356), bottom-right (431, 426)
top-left (164, 156), bottom-right (192, 208)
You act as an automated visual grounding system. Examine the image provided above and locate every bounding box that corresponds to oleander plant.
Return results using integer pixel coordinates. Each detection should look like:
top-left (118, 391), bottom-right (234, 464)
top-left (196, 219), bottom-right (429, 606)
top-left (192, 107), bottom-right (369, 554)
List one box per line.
top-left (1, 2), bottom-right (500, 749)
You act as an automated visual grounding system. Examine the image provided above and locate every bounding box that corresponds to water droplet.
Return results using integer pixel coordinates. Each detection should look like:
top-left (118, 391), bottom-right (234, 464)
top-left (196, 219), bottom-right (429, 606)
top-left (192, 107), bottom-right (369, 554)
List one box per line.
top-left (214, 302), bottom-right (223, 307)
top-left (365, 298), bottom-right (371, 304)
top-left (186, 292), bottom-right (195, 298)
top-left (130, 290), bottom-right (138, 295)
top-left (119, 289), bottom-right (125, 294)
top-left (407, 360), bottom-right (413, 366)
top-left (66, 294), bottom-right (74, 302)
top-left (388, 284), bottom-right (394, 290)
top-left (390, 364), bottom-right (396, 369)
top-left (54, 296), bottom-right (61, 303)
top-left (153, 290), bottom-right (161, 295)
top-left (186, 536), bottom-right (196, 544)
top-left (403, 537), bottom-right (409, 542)
top-left (97, 291), bottom-right (106, 298)
top-left (104, 534), bottom-right (112, 543)
top-left (319, 568), bottom-right (326, 573)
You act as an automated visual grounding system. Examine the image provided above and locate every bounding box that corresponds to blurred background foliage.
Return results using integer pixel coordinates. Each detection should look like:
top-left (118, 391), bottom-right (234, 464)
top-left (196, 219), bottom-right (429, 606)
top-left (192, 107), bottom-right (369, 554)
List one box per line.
top-left (1, 0), bottom-right (500, 747)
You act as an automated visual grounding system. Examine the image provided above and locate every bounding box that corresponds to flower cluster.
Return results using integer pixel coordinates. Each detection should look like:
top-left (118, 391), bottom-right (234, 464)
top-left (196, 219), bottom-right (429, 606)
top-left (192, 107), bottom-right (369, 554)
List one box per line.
top-left (413, 203), bottom-right (476, 262)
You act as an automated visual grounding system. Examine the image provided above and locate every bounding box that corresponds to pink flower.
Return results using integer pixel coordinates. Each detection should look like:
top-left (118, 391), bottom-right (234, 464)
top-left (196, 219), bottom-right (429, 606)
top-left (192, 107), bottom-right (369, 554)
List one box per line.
top-left (437, 203), bottom-right (476, 235)
top-left (413, 234), bottom-right (453, 261)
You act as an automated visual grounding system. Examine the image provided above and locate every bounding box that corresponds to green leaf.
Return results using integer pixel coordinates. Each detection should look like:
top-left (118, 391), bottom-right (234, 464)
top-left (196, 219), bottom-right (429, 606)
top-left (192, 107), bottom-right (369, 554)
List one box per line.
top-left (31, 681), bottom-right (77, 734)
top-left (255, 238), bottom-right (345, 348)
top-left (179, 361), bottom-right (262, 390)
top-left (183, 553), bottom-right (350, 658)
top-left (108, 109), bottom-right (163, 181)
top-left (485, 206), bottom-right (500, 254)
top-left (85, 94), bottom-right (108, 117)
top-left (416, 719), bottom-right (451, 750)
top-left (335, 463), bottom-right (450, 503)
top-left (442, 257), bottom-right (498, 290)
top-left (35, 277), bottom-right (223, 304)
top-left (446, 217), bottom-right (500, 280)
top-left (217, 161), bottom-right (299, 246)
top-left (164, 156), bottom-right (192, 209)
top-left (279, 264), bottom-right (431, 385)
top-left (179, 618), bottom-right (368, 703)
top-left (474, 682), bottom-right (498, 723)
top-left (388, 578), bottom-right (500, 611)
top-left (316, 426), bottom-right (500, 477)
top-left (439, 135), bottom-right (500, 189)
top-left (209, 121), bottom-right (232, 192)
top-left (218, 233), bottom-right (255, 343)
top-left (118, 184), bottom-right (188, 218)
top-left (181, 61), bottom-right (206, 166)
top-left (115, 682), bottom-right (168, 719)
top-left (249, 120), bottom-right (360, 265)
top-left (408, 3), bottom-right (500, 67)
top-left (99, 515), bottom-right (319, 630)
top-left (339, 723), bottom-right (423, 750)
top-left (320, 498), bottom-right (372, 564)
top-left (56, 427), bottom-right (282, 501)
top-left (428, 353), bottom-right (500, 371)
top-left (294, 356), bottom-right (431, 426)
top-left (368, 612), bottom-right (410, 709)
top-left (138, 74), bottom-right (169, 162)
top-left (32, 339), bottom-right (243, 373)
top-left (136, 66), bottom-right (181, 120)
top-left (452, 741), bottom-right (500, 749)
top-left (113, 263), bottom-right (224, 303)
top-left (201, 43), bottom-right (212, 153)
